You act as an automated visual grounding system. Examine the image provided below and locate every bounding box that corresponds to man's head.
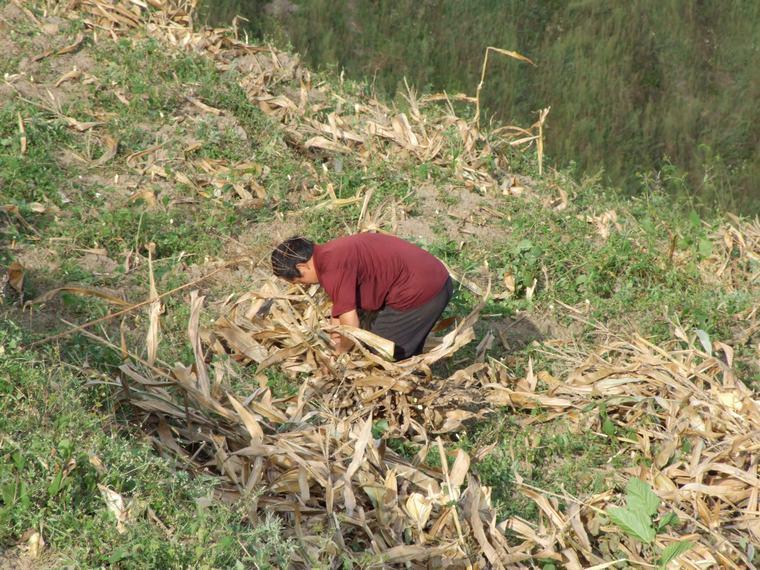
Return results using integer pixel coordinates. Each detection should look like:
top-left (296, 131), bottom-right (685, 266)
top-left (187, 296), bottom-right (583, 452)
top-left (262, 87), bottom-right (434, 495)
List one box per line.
top-left (271, 236), bottom-right (319, 284)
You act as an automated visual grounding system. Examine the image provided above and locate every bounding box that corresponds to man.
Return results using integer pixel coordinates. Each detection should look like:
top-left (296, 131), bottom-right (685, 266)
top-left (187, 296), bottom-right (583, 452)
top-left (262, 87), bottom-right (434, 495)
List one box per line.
top-left (271, 233), bottom-right (453, 360)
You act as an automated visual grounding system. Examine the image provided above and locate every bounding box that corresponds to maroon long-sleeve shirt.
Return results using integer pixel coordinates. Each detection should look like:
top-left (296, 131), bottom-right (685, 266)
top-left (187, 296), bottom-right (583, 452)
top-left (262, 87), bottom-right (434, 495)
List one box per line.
top-left (313, 234), bottom-right (449, 318)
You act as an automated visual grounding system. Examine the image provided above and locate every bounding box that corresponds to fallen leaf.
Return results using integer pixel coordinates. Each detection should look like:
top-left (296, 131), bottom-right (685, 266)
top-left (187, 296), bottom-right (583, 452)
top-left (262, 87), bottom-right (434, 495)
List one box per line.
top-left (405, 492), bottom-right (433, 530)
top-left (7, 261), bottom-right (24, 294)
top-left (27, 286), bottom-right (130, 307)
top-left (27, 531), bottom-right (44, 559)
top-left (98, 484), bottom-right (129, 534)
top-left (92, 135), bottom-right (119, 166)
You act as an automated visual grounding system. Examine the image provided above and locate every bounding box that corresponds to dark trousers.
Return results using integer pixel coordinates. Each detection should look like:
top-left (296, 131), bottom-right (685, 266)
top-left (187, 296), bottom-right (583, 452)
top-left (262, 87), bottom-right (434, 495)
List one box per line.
top-left (367, 277), bottom-right (454, 361)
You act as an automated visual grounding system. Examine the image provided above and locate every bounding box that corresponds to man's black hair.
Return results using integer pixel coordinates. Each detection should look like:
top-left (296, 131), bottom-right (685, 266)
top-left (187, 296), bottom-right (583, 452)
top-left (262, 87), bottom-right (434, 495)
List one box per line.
top-left (271, 236), bottom-right (314, 280)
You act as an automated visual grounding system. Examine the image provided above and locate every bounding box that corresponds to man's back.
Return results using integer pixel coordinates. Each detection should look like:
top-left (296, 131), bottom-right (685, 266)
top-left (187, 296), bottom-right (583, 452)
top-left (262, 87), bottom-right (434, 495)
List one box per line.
top-left (313, 233), bottom-right (449, 317)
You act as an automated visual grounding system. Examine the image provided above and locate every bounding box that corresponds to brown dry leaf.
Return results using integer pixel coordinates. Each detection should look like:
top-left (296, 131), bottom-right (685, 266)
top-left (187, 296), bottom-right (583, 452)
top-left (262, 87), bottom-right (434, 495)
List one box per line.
top-left (27, 531), bottom-right (44, 559)
top-left (405, 492), bottom-right (433, 530)
top-left (27, 286), bottom-right (129, 307)
top-left (88, 455), bottom-right (107, 475)
top-left (449, 449), bottom-right (470, 490)
top-left (485, 46), bottom-right (535, 66)
top-left (56, 32), bottom-right (86, 56)
top-left (336, 325), bottom-right (395, 361)
top-left (17, 112), bottom-right (27, 155)
top-left (7, 261), bottom-right (25, 295)
top-left (466, 478), bottom-right (505, 569)
top-left (64, 117), bottom-right (103, 131)
top-left (128, 189), bottom-right (158, 208)
top-left (188, 291), bottom-right (209, 394)
top-left (436, 409), bottom-right (476, 433)
top-left (186, 95), bottom-right (223, 115)
top-left (304, 136), bottom-right (352, 154)
top-left (92, 135), bottom-right (119, 166)
top-left (227, 393), bottom-right (265, 445)
top-left (146, 243), bottom-right (161, 366)
top-left (28, 202), bottom-right (48, 213)
top-left (1, 204), bottom-right (38, 235)
top-left (486, 386), bottom-right (573, 410)
top-left (588, 210), bottom-right (621, 240)
top-left (55, 68), bottom-right (83, 87)
top-left (343, 414), bottom-right (373, 515)
top-left (502, 272), bottom-right (515, 297)
top-left (214, 317), bottom-right (269, 363)
top-left (98, 484), bottom-right (129, 534)
top-left (379, 544), bottom-right (450, 564)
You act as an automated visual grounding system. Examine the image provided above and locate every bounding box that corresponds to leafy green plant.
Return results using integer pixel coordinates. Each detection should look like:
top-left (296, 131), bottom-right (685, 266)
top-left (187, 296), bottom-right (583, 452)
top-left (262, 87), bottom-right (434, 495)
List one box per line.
top-left (606, 478), bottom-right (693, 567)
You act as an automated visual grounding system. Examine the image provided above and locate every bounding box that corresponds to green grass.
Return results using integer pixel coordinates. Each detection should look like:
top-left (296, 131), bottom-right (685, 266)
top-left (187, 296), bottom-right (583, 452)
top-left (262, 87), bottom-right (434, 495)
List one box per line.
top-left (0, 322), bottom-right (295, 568)
top-left (0, 104), bottom-right (75, 206)
top-left (473, 417), bottom-right (626, 520)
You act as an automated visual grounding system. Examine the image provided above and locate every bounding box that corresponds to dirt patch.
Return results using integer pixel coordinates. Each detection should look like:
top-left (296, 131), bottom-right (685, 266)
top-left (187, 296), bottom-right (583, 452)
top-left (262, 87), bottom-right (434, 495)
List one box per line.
top-left (13, 245), bottom-right (60, 276)
top-left (0, 2), bottom-right (27, 31)
top-left (396, 215), bottom-right (438, 245)
top-left (0, 25), bottom-right (20, 63)
top-left (224, 215), bottom-right (302, 258)
top-left (47, 49), bottom-right (96, 78)
top-left (0, 548), bottom-right (45, 570)
top-left (76, 251), bottom-right (120, 275)
top-left (486, 309), bottom-right (587, 353)
top-left (397, 182), bottom-right (513, 246)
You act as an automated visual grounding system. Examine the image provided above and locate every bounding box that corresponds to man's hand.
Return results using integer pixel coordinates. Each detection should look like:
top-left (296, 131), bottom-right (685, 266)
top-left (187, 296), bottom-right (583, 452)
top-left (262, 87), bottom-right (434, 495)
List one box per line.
top-left (331, 310), bottom-right (360, 355)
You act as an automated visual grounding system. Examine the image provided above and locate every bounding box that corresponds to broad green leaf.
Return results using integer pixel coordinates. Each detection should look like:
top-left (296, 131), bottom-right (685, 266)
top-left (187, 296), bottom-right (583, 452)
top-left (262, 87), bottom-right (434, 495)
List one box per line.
top-left (47, 470), bottom-right (64, 497)
top-left (626, 478), bottom-right (659, 517)
top-left (516, 239), bottom-right (533, 252)
top-left (372, 419), bottom-right (390, 438)
top-left (11, 452), bottom-right (25, 471)
top-left (19, 481), bottom-right (30, 509)
top-left (58, 438), bottom-right (74, 459)
top-left (657, 511), bottom-right (679, 532)
top-left (607, 506), bottom-right (656, 543)
top-left (658, 540), bottom-right (693, 567)
top-left (698, 237), bottom-right (713, 258)
top-left (108, 547), bottom-right (132, 564)
top-left (694, 329), bottom-right (712, 355)
top-left (602, 417), bottom-right (617, 437)
top-left (2, 482), bottom-right (17, 506)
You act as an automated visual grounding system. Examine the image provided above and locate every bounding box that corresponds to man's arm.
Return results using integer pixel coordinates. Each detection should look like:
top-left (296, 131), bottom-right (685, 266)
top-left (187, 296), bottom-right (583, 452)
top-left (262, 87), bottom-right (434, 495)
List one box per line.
top-left (330, 309), bottom-right (359, 354)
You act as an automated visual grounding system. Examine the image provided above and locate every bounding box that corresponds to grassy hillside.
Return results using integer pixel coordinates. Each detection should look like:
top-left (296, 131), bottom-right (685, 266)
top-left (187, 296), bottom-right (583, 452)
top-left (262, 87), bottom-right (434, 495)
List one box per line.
top-left (202, 0), bottom-right (760, 215)
top-left (1, 1), bottom-right (758, 567)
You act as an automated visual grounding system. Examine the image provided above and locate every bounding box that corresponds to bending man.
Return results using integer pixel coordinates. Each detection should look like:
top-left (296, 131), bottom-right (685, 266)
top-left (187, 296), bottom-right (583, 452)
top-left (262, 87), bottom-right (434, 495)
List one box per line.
top-left (271, 233), bottom-right (453, 360)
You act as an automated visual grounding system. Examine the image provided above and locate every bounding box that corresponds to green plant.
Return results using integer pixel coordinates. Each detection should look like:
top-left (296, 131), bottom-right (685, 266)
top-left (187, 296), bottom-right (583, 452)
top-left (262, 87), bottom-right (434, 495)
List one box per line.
top-left (606, 478), bottom-right (693, 567)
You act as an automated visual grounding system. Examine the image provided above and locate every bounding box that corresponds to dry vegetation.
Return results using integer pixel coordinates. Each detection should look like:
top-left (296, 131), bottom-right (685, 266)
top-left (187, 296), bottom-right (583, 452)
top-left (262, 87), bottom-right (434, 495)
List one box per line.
top-left (2, 0), bottom-right (759, 568)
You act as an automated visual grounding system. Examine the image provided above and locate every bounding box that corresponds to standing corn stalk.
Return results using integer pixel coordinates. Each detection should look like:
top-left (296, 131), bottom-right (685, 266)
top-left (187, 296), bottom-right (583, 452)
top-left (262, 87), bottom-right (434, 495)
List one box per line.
top-left (474, 47), bottom-right (549, 174)
top-left (474, 46), bottom-right (534, 130)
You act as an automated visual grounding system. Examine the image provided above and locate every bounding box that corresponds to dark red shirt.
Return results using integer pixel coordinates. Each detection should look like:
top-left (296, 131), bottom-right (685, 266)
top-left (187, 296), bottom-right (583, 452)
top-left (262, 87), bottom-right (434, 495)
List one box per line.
top-left (313, 234), bottom-right (449, 318)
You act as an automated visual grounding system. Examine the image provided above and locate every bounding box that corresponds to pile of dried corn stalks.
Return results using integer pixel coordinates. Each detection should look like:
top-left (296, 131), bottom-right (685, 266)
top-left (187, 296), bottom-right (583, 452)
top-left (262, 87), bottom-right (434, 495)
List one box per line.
top-left (701, 214), bottom-right (760, 292)
top-left (110, 273), bottom-right (759, 568)
top-left (118, 279), bottom-right (522, 567)
top-left (45, 1), bottom-right (759, 567)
